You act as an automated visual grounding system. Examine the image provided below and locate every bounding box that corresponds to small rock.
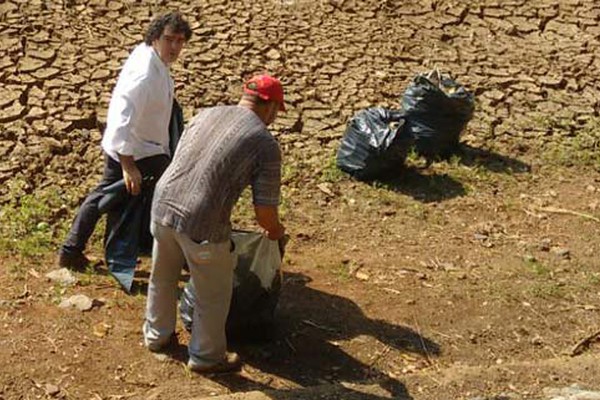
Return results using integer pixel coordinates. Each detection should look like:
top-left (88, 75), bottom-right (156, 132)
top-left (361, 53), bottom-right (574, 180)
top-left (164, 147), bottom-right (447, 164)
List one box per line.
top-left (539, 238), bottom-right (552, 252)
top-left (468, 396), bottom-right (512, 400)
top-left (457, 273), bottom-right (468, 280)
top-left (92, 322), bottom-right (112, 338)
top-left (36, 221), bottom-right (50, 231)
top-left (473, 233), bottom-right (488, 241)
top-left (152, 352), bottom-right (170, 362)
top-left (266, 48), bottom-right (281, 60)
top-left (523, 254), bottom-right (537, 263)
top-left (544, 385), bottom-right (600, 400)
top-left (531, 335), bottom-right (543, 346)
top-left (355, 271), bottom-right (370, 281)
top-left (59, 294), bottom-right (94, 311)
top-left (551, 247), bottom-right (571, 260)
top-left (45, 383), bottom-right (60, 396)
top-left (45, 268), bottom-right (78, 286)
top-left (316, 182), bottom-right (335, 197)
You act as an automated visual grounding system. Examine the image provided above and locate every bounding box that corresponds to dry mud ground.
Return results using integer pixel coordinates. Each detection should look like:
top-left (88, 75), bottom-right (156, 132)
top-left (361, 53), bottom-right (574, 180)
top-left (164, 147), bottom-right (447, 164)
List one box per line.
top-left (1, 0), bottom-right (600, 399)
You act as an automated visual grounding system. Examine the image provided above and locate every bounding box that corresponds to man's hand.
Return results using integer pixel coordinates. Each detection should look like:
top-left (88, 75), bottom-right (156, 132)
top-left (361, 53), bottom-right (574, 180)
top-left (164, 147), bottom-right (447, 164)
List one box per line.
top-left (265, 223), bottom-right (285, 241)
top-left (254, 205), bottom-right (285, 240)
top-left (119, 154), bottom-right (142, 196)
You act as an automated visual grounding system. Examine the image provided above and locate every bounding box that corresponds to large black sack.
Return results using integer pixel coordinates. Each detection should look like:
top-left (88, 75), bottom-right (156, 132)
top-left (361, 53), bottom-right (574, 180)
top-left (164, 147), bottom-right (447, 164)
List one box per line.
top-left (336, 107), bottom-right (412, 180)
top-left (180, 231), bottom-right (286, 341)
top-left (402, 71), bottom-right (475, 160)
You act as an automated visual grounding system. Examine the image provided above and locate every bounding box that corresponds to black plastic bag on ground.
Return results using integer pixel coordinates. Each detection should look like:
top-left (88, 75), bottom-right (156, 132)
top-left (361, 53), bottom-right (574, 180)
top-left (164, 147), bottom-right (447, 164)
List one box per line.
top-left (402, 70), bottom-right (475, 160)
top-left (180, 231), bottom-right (286, 342)
top-left (336, 107), bottom-right (412, 180)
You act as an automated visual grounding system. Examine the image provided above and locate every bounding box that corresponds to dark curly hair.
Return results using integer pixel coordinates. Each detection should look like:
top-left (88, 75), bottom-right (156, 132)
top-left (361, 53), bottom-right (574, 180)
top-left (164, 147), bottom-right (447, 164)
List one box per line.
top-left (144, 12), bottom-right (192, 45)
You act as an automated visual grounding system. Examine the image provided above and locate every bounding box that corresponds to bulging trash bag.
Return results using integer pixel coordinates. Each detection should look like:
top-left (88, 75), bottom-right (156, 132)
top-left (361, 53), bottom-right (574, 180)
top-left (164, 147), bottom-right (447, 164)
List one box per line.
top-left (180, 231), bottom-right (286, 341)
top-left (401, 70), bottom-right (475, 160)
top-left (336, 107), bottom-right (412, 181)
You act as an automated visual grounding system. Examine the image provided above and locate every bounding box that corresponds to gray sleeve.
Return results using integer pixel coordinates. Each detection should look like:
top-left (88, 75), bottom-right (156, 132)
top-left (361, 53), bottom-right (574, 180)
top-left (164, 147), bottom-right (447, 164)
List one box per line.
top-left (252, 136), bottom-right (282, 206)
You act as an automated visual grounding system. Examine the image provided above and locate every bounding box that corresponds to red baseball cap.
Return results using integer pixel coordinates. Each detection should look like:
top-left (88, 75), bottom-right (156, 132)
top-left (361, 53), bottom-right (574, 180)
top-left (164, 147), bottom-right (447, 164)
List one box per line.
top-left (243, 74), bottom-right (286, 111)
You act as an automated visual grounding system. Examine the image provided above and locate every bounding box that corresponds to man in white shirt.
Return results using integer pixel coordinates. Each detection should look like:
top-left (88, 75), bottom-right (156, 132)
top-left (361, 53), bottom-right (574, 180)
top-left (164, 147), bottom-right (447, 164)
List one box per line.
top-left (58, 12), bottom-right (192, 270)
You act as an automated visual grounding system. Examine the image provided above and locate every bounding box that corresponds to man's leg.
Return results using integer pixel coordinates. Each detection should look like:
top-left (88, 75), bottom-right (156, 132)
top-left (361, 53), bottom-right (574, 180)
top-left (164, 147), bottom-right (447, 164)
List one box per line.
top-left (103, 154), bottom-right (171, 290)
top-left (180, 237), bottom-right (237, 368)
top-left (59, 154), bottom-right (122, 268)
top-left (143, 222), bottom-right (186, 351)
top-left (135, 154), bottom-right (170, 254)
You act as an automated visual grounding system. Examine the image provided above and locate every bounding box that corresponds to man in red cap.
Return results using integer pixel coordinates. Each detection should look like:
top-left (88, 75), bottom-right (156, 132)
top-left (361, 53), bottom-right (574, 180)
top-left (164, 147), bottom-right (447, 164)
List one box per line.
top-left (144, 74), bottom-right (286, 373)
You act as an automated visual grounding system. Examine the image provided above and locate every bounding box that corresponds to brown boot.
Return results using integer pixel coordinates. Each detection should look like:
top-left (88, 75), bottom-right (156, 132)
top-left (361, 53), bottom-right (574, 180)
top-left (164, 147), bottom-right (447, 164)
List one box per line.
top-left (187, 352), bottom-right (242, 374)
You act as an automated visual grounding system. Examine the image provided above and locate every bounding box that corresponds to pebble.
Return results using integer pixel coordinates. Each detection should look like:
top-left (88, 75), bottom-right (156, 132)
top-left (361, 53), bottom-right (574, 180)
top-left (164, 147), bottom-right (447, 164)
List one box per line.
top-left (544, 385), bottom-right (600, 400)
top-left (45, 268), bottom-right (77, 286)
top-left (59, 294), bottom-right (94, 311)
top-left (551, 247), bottom-right (571, 260)
top-left (45, 383), bottom-right (60, 396)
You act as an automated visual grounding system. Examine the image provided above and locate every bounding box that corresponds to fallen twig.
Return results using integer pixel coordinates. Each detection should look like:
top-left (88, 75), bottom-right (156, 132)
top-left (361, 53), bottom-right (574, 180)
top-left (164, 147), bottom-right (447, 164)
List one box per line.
top-left (284, 337), bottom-right (297, 353)
top-left (570, 329), bottom-right (600, 357)
top-left (536, 206), bottom-right (600, 223)
top-left (412, 315), bottom-right (438, 370)
top-left (302, 319), bottom-right (337, 333)
top-left (368, 345), bottom-right (391, 369)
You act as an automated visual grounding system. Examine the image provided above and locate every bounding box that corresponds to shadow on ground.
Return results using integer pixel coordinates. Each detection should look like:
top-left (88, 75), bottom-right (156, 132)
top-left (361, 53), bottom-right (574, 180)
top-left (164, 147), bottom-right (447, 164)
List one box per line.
top-left (374, 167), bottom-right (466, 203)
top-left (368, 143), bottom-right (530, 203)
top-left (205, 271), bottom-right (440, 399)
top-left (455, 143), bottom-right (531, 174)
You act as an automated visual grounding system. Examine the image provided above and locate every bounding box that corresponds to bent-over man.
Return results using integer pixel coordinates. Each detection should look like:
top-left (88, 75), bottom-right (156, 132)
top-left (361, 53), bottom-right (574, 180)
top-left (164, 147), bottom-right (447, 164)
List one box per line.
top-left (144, 75), bottom-right (287, 373)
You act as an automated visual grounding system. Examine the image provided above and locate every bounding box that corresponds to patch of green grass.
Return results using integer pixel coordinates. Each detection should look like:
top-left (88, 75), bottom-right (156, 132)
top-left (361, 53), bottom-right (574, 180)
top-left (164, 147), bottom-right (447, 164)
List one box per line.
top-left (443, 160), bottom-right (495, 186)
top-left (319, 153), bottom-right (346, 183)
top-left (405, 203), bottom-right (428, 220)
top-left (282, 162), bottom-right (301, 185)
top-left (586, 272), bottom-right (600, 286)
top-left (51, 285), bottom-right (67, 305)
top-left (404, 147), bottom-right (423, 165)
top-left (8, 262), bottom-right (29, 280)
top-left (526, 259), bottom-right (550, 277)
top-left (528, 282), bottom-right (565, 298)
top-left (0, 179), bottom-right (70, 263)
top-left (77, 263), bottom-right (97, 287)
top-left (333, 262), bottom-right (352, 281)
top-left (522, 258), bottom-right (568, 298)
top-left (541, 117), bottom-right (600, 169)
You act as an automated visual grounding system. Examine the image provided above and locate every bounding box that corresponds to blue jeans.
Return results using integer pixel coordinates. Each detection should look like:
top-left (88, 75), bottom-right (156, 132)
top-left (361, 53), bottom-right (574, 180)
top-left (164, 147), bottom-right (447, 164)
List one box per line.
top-left (61, 153), bottom-right (169, 255)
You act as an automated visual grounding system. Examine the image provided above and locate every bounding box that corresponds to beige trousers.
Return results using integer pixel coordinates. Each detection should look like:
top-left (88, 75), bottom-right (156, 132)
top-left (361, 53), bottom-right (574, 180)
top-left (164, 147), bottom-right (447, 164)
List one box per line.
top-left (143, 222), bottom-right (236, 366)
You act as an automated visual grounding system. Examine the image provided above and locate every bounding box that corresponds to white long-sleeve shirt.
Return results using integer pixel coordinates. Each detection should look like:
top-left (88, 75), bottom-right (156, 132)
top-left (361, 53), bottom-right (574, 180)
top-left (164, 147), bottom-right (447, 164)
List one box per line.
top-left (101, 43), bottom-right (174, 162)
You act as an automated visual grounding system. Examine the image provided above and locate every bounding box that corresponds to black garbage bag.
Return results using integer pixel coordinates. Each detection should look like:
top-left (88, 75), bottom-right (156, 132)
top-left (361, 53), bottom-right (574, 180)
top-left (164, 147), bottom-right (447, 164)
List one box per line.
top-left (336, 107), bottom-right (412, 180)
top-left (401, 70), bottom-right (475, 160)
top-left (180, 231), bottom-right (287, 341)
